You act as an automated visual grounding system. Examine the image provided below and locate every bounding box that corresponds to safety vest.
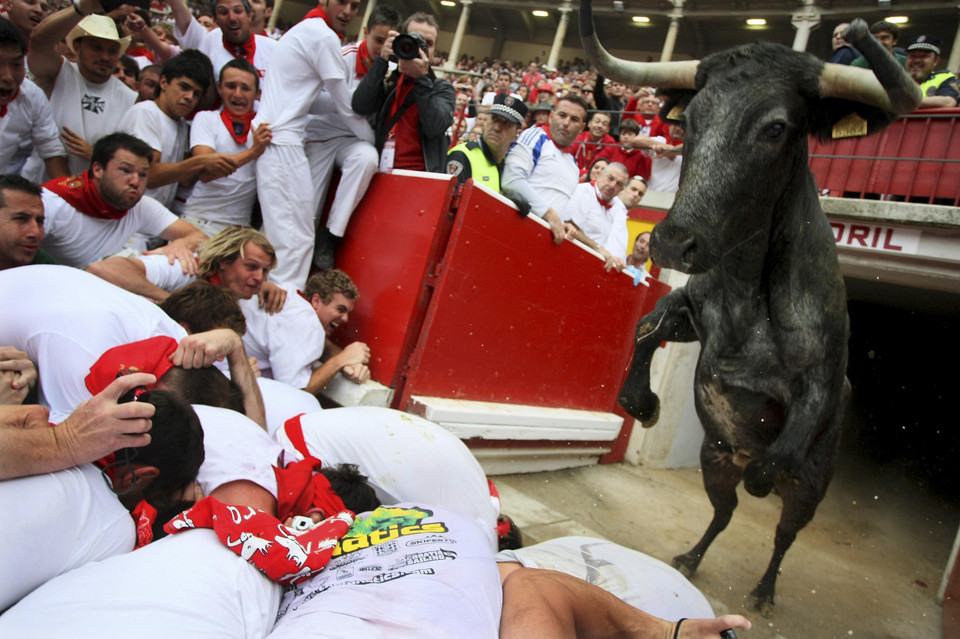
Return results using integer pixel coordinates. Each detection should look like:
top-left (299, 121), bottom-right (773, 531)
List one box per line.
top-left (451, 141), bottom-right (501, 192)
top-left (919, 70), bottom-right (958, 97)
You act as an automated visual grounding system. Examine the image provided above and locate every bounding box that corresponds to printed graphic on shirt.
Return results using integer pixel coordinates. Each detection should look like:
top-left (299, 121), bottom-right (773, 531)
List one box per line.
top-left (82, 94), bottom-right (106, 114)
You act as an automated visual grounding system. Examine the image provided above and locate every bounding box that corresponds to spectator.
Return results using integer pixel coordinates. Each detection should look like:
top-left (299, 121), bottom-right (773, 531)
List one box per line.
top-left (112, 54), bottom-right (139, 90)
top-left (447, 93), bottom-right (527, 193)
top-left (0, 174), bottom-right (46, 270)
top-left (905, 35), bottom-right (959, 108)
top-left (594, 76), bottom-right (628, 136)
top-left (521, 60), bottom-right (542, 88)
top-left (165, 0), bottom-right (277, 80)
top-left (529, 101), bottom-right (551, 128)
top-left (4, 0), bottom-right (47, 44)
top-left (850, 20), bottom-right (906, 69)
top-left (40, 132), bottom-right (206, 269)
top-left (561, 161), bottom-right (629, 272)
top-left (256, 0), bottom-right (373, 287)
top-left (828, 22), bottom-right (858, 65)
top-left (249, 0), bottom-right (272, 35)
top-left (646, 121), bottom-right (684, 193)
top-left (619, 175), bottom-right (647, 210)
top-left (624, 230), bottom-right (651, 278)
top-left (119, 7), bottom-right (154, 68)
top-left (305, 3), bottom-right (400, 270)
top-left (481, 69), bottom-right (518, 105)
top-left (137, 63), bottom-right (161, 102)
top-left (28, 12), bottom-right (137, 177)
top-left (570, 111), bottom-right (614, 176)
top-left (118, 51), bottom-right (237, 212)
top-left (596, 118), bottom-right (649, 180)
top-left (0, 17), bottom-right (69, 178)
top-left (584, 156), bottom-right (610, 183)
top-left (125, 13), bottom-right (182, 67)
top-left (352, 11), bottom-right (456, 174)
top-left (502, 94), bottom-right (589, 244)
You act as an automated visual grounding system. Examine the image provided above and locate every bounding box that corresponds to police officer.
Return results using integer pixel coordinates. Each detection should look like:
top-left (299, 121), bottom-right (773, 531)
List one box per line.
top-left (905, 35), bottom-right (959, 108)
top-left (446, 93), bottom-right (528, 193)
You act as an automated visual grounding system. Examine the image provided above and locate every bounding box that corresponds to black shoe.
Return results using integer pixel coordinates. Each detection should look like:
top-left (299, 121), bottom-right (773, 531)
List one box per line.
top-left (313, 227), bottom-right (338, 270)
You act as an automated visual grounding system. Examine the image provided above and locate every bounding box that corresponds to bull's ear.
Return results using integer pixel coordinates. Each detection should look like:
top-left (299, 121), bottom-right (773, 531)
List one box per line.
top-left (807, 98), bottom-right (897, 142)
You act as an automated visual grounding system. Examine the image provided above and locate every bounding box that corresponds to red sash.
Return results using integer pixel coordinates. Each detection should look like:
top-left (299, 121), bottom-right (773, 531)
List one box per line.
top-left (355, 39), bottom-right (373, 77)
top-left (44, 171), bottom-right (128, 220)
top-left (302, 5), bottom-right (342, 37)
top-left (591, 180), bottom-right (613, 209)
top-left (125, 46), bottom-right (155, 62)
top-left (223, 33), bottom-right (257, 66)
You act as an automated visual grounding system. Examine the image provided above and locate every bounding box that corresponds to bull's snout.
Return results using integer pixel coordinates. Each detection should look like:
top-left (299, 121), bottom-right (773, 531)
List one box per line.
top-left (651, 224), bottom-right (701, 273)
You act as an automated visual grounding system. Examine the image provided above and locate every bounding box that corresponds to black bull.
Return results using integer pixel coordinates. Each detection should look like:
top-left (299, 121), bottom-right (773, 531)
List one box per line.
top-left (579, 10), bottom-right (921, 611)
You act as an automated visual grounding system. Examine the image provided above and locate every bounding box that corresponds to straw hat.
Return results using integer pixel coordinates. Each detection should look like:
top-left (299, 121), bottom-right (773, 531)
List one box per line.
top-left (66, 15), bottom-right (131, 55)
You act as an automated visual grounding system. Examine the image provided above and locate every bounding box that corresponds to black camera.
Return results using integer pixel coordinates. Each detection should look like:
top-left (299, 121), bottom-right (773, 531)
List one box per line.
top-left (392, 31), bottom-right (428, 61)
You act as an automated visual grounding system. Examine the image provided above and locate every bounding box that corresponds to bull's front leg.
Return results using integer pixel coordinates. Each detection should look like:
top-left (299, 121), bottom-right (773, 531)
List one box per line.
top-left (619, 289), bottom-right (700, 426)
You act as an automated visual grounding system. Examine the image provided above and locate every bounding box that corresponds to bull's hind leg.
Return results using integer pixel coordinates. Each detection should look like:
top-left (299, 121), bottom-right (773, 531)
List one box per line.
top-left (673, 437), bottom-right (743, 577)
top-left (619, 289), bottom-right (699, 423)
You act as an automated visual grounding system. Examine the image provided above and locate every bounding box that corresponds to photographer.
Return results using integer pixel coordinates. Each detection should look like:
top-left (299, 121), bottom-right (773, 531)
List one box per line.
top-left (351, 12), bottom-right (455, 173)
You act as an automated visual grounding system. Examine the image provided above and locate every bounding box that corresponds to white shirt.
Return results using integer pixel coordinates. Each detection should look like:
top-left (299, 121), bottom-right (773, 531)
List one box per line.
top-left (40, 187), bottom-right (178, 269)
top-left (562, 181), bottom-right (629, 257)
top-left (303, 40), bottom-right (375, 144)
top-left (258, 17), bottom-right (370, 146)
top-left (117, 100), bottom-right (189, 209)
top-left (184, 108), bottom-right (258, 226)
top-left (502, 125), bottom-right (580, 218)
top-left (0, 464), bottom-right (134, 612)
top-left (647, 137), bottom-right (683, 194)
top-left (175, 20), bottom-right (277, 80)
top-left (0, 530), bottom-right (281, 638)
top-left (271, 504), bottom-right (502, 638)
top-left (48, 61), bottom-right (137, 176)
top-left (276, 407), bottom-right (498, 550)
top-left (0, 265), bottom-right (187, 421)
top-left (238, 288), bottom-right (325, 389)
top-left (0, 79), bottom-right (65, 173)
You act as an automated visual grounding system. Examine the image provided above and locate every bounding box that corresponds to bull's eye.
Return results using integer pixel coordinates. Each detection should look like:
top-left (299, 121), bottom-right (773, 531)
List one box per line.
top-left (763, 123), bottom-right (786, 139)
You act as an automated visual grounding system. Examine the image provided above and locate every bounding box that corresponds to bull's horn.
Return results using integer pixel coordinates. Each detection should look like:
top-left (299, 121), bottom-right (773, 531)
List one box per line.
top-left (819, 18), bottom-right (921, 113)
top-left (579, 0), bottom-right (698, 89)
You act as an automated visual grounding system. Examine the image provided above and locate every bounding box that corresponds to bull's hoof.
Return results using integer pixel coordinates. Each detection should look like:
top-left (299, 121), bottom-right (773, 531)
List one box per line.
top-left (750, 583), bottom-right (776, 616)
top-left (743, 459), bottom-right (776, 498)
top-left (619, 392), bottom-right (660, 426)
top-left (672, 552), bottom-right (701, 578)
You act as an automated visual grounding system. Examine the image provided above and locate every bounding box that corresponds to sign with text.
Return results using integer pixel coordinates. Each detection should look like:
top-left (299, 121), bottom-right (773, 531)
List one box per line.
top-left (830, 222), bottom-right (921, 255)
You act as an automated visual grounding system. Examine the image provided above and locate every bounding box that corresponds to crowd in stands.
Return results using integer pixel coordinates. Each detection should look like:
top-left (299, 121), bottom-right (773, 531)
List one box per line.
top-left (0, 0), bottom-right (951, 631)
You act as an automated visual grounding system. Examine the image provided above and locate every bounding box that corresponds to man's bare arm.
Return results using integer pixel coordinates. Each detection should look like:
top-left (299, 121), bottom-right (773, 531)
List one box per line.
top-left (302, 341), bottom-right (371, 396)
top-left (86, 256), bottom-right (173, 302)
top-left (28, 0), bottom-right (105, 94)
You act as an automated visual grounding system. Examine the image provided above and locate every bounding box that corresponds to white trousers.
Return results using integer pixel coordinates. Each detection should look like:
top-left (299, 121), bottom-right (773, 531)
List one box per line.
top-left (256, 143), bottom-right (314, 288)
top-left (304, 136), bottom-right (379, 238)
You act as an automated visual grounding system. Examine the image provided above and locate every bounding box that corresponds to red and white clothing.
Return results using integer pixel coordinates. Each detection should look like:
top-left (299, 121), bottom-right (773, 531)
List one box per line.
top-left (117, 101), bottom-right (190, 209)
top-left (256, 377), bottom-right (321, 437)
top-left (238, 287), bottom-right (325, 389)
top-left (0, 529), bottom-right (281, 638)
top-left (0, 464), bottom-right (135, 612)
top-left (277, 407), bottom-right (499, 550)
top-left (183, 108), bottom-right (260, 232)
top-left (269, 504), bottom-right (502, 638)
top-left (497, 537), bottom-right (715, 622)
top-left (562, 181), bottom-right (629, 257)
top-left (0, 266), bottom-right (186, 421)
top-left (502, 125), bottom-right (580, 218)
top-left (647, 137), bottom-right (683, 194)
top-left (596, 144), bottom-right (650, 180)
top-left (40, 185), bottom-right (179, 269)
top-left (0, 79), bottom-right (65, 174)
top-left (570, 129), bottom-right (615, 173)
top-left (303, 40), bottom-right (378, 238)
top-left (256, 15), bottom-right (371, 286)
top-left (175, 20), bottom-right (277, 80)
top-left (45, 61), bottom-right (137, 177)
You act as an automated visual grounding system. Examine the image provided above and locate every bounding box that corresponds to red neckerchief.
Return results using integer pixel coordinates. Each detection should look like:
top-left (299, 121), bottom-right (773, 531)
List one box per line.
top-left (591, 180), bottom-right (613, 209)
top-left (126, 46), bottom-right (155, 62)
top-left (93, 455), bottom-right (156, 549)
top-left (44, 171), bottom-right (127, 220)
top-left (543, 124), bottom-right (572, 153)
top-left (355, 39), bottom-right (373, 76)
top-left (220, 108), bottom-right (256, 144)
top-left (302, 5), bottom-right (343, 37)
top-left (388, 76), bottom-right (415, 131)
top-left (0, 86), bottom-right (19, 117)
top-left (223, 32), bottom-right (257, 66)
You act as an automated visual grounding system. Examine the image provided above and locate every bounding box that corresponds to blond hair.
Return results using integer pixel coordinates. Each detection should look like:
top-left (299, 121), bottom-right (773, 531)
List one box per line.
top-left (197, 227), bottom-right (276, 280)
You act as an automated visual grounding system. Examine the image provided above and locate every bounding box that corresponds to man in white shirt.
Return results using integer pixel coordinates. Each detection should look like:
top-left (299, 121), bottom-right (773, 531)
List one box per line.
top-left (28, 11), bottom-right (137, 177)
top-left (304, 3), bottom-right (399, 269)
top-left (41, 132), bottom-right (206, 269)
top-left (562, 161), bottom-right (630, 272)
top-left (166, 0), bottom-right (277, 79)
top-left (501, 94), bottom-right (588, 244)
top-left (118, 51), bottom-right (238, 210)
top-left (256, 0), bottom-right (373, 287)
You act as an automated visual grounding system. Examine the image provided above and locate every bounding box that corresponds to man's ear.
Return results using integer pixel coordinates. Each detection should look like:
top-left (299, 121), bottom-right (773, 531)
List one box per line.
top-left (310, 293), bottom-right (322, 312)
top-left (114, 464), bottom-right (160, 493)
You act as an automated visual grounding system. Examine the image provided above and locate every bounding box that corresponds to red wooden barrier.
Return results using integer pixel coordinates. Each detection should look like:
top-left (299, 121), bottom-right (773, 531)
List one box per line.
top-left (809, 108), bottom-right (960, 204)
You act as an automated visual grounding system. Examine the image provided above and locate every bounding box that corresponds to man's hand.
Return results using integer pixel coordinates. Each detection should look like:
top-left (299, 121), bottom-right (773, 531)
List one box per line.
top-left (170, 328), bottom-right (241, 368)
top-left (339, 341), bottom-right (371, 366)
top-left (599, 249), bottom-right (624, 273)
top-left (251, 123), bottom-right (272, 156)
top-left (124, 11), bottom-right (147, 35)
top-left (198, 153), bottom-right (239, 180)
top-left (0, 347), bottom-right (37, 404)
top-left (341, 363), bottom-right (370, 384)
top-left (55, 372), bottom-right (157, 468)
top-left (61, 127), bottom-right (93, 161)
top-left (543, 209), bottom-right (566, 245)
top-left (145, 238), bottom-right (198, 275)
top-left (397, 46), bottom-right (431, 80)
top-left (258, 281), bottom-right (287, 314)
top-left (247, 357), bottom-right (262, 377)
top-left (379, 30), bottom-right (400, 60)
